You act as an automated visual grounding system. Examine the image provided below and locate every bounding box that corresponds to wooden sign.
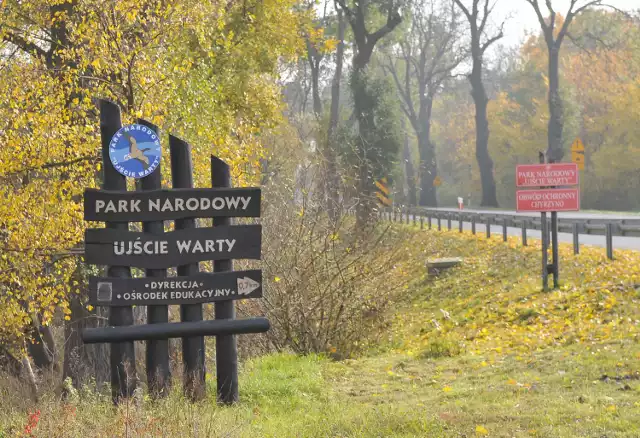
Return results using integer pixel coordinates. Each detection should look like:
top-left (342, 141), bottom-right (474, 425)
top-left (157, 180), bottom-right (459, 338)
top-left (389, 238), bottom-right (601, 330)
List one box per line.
top-left (84, 187), bottom-right (261, 222)
top-left (516, 163), bottom-right (579, 187)
top-left (516, 188), bottom-right (580, 212)
top-left (89, 270), bottom-right (262, 306)
top-left (85, 225), bottom-right (262, 268)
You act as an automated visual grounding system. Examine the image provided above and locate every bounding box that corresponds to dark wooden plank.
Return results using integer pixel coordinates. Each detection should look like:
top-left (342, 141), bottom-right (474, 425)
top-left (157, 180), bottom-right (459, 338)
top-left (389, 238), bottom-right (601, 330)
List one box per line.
top-left (89, 270), bottom-right (262, 306)
top-left (82, 317), bottom-right (271, 344)
top-left (84, 224), bottom-right (262, 268)
top-left (84, 187), bottom-right (261, 222)
top-left (98, 99), bottom-right (137, 401)
top-left (211, 155), bottom-right (239, 405)
top-left (170, 135), bottom-right (205, 400)
top-left (137, 118), bottom-right (170, 398)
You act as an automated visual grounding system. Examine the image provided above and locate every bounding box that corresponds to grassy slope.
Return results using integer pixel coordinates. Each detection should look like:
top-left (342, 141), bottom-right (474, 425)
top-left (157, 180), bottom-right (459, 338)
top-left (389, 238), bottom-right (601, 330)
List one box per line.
top-left (1, 228), bottom-right (639, 437)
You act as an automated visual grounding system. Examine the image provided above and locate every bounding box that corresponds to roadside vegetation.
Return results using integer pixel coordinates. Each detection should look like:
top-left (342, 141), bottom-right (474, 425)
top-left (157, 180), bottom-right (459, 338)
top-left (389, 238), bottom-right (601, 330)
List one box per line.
top-left (2, 226), bottom-right (638, 437)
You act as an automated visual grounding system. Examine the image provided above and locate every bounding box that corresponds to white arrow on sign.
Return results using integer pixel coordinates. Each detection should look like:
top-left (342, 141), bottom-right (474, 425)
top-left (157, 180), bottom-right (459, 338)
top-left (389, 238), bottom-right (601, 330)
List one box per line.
top-left (237, 277), bottom-right (260, 296)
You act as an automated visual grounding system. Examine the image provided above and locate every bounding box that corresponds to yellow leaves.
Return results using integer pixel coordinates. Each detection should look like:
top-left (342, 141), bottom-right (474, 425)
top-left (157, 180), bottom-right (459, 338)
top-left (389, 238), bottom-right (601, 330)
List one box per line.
top-left (606, 405), bottom-right (617, 413)
top-left (0, 0), bottom-right (307, 346)
top-left (443, 386), bottom-right (453, 392)
top-left (274, 276), bottom-right (281, 283)
top-left (389, 226), bottom-right (640, 361)
top-left (475, 425), bottom-right (489, 436)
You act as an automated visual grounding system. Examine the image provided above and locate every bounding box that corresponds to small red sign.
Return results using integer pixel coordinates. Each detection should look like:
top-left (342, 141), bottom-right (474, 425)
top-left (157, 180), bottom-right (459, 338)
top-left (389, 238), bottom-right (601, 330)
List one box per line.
top-left (516, 163), bottom-right (579, 187)
top-left (516, 188), bottom-right (580, 212)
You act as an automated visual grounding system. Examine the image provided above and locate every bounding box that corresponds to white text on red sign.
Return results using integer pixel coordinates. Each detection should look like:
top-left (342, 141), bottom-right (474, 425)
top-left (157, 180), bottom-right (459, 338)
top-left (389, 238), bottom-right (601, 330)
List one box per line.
top-left (516, 163), bottom-right (579, 187)
top-left (516, 188), bottom-right (580, 212)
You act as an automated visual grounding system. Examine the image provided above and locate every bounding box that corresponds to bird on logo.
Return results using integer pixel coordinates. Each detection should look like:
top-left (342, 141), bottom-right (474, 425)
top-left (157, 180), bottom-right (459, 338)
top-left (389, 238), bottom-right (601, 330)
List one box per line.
top-left (123, 134), bottom-right (152, 169)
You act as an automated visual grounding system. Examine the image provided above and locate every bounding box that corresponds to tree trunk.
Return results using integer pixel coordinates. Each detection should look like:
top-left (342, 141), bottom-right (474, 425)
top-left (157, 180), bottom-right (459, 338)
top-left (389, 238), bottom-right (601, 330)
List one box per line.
top-left (27, 320), bottom-right (57, 371)
top-left (308, 46), bottom-right (322, 117)
top-left (547, 46), bottom-right (564, 162)
top-left (417, 96), bottom-right (437, 207)
top-left (469, 57), bottom-right (499, 207)
top-left (402, 119), bottom-right (417, 206)
top-left (325, 10), bottom-right (346, 222)
top-left (62, 263), bottom-right (109, 393)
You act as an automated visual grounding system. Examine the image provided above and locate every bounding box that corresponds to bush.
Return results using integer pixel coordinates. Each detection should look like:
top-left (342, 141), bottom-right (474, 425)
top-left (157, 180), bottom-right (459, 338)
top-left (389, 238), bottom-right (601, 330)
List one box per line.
top-left (419, 336), bottom-right (462, 359)
top-left (244, 124), bottom-right (412, 358)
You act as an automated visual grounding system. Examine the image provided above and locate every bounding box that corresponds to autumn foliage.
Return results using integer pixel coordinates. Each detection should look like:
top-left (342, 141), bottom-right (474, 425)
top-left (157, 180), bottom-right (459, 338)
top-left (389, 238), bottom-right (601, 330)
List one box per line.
top-left (0, 0), bottom-right (306, 349)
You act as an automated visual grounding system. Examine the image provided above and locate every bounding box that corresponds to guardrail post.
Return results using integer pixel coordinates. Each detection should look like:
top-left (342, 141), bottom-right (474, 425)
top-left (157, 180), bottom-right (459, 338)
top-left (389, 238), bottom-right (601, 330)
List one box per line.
top-left (573, 223), bottom-right (579, 255)
top-left (471, 216), bottom-right (476, 235)
top-left (458, 214), bottom-right (463, 233)
top-left (420, 214), bottom-right (424, 229)
top-left (413, 210), bottom-right (417, 226)
top-left (502, 219), bottom-right (508, 242)
top-left (428, 214), bottom-right (432, 229)
top-left (521, 221), bottom-right (528, 246)
top-left (447, 214), bottom-right (452, 231)
top-left (406, 208), bottom-right (410, 224)
top-left (486, 217), bottom-right (491, 238)
top-left (606, 223), bottom-right (614, 260)
top-left (393, 209), bottom-right (397, 222)
top-left (437, 215), bottom-right (442, 231)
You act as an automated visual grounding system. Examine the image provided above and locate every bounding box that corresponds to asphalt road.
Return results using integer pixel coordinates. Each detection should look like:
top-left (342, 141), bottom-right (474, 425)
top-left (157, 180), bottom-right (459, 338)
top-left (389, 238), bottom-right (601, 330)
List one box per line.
top-left (431, 207), bottom-right (640, 221)
top-left (409, 208), bottom-right (640, 251)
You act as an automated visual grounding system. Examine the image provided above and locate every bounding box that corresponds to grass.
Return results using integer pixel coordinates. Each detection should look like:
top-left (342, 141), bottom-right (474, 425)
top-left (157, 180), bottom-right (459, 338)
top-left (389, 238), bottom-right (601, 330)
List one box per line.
top-left (2, 227), bottom-right (639, 437)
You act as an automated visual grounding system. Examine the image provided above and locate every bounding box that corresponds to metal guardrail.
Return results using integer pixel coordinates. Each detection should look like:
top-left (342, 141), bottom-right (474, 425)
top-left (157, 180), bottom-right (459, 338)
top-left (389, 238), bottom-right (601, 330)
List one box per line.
top-left (382, 206), bottom-right (640, 259)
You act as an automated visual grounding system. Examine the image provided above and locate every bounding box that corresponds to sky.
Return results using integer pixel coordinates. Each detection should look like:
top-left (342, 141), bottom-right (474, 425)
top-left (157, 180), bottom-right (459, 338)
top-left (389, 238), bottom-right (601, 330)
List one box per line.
top-left (493, 0), bottom-right (640, 48)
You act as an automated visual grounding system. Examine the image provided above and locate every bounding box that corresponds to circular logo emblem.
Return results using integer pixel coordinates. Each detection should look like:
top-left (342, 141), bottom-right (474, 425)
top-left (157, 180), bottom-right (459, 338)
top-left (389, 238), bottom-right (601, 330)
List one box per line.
top-left (109, 124), bottom-right (161, 179)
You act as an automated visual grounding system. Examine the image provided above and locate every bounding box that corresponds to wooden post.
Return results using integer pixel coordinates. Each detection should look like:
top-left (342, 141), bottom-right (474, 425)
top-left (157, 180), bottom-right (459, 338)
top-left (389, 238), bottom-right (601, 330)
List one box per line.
top-left (99, 100), bottom-right (136, 402)
top-left (437, 215), bottom-right (442, 231)
top-left (428, 215), bottom-right (432, 229)
top-left (541, 212), bottom-right (548, 291)
top-left (211, 156), bottom-right (239, 404)
top-left (551, 212), bottom-right (559, 288)
top-left (573, 223), bottom-right (580, 255)
top-left (170, 135), bottom-right (205, 400)
top-left (521, 221), bottom-right (528, 246)
top-left (138, 119), bottom-right (170, 398)
top-left (447, 214), bottom-right (452, 231)
top-left (502, 219), bottom-right (508, 242)
top-left (420, 214), bottom-right (424, 230)
top-left (606, 223), bottom-right (614, 260)
top-left (471, 216), bottom-right (476, 235)
top-left (458, 214), bottom-right (463, 233)
top-left (485, 218), bottom-right (491, 238)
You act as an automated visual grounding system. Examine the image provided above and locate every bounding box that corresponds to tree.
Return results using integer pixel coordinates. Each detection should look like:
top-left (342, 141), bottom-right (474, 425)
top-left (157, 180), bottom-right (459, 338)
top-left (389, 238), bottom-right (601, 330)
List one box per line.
top-left (523, 0), bottom-right (605, 162)
top-left (453, 0), bottom-right (502, 207)
top-left (336, 0), bottom-right (403, 225)
top-left (325, 10), bottom-right (347, 221)
top-left (384, 0), bottom-right (463, 207)
top-left (0, 0), bottom-right (305, 392)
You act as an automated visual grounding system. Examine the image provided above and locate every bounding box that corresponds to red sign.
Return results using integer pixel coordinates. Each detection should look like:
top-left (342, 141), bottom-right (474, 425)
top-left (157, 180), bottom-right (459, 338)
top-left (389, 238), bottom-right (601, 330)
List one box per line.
top-left (516, 188), bottom-right (580, 212)
top-left (516, 163), bottom-right (579, 187)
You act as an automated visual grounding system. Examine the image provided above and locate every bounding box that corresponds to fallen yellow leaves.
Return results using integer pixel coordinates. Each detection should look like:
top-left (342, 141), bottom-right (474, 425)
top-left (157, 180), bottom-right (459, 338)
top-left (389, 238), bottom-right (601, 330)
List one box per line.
top-left (389, 229), bottom-right (640, 361)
